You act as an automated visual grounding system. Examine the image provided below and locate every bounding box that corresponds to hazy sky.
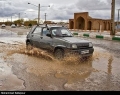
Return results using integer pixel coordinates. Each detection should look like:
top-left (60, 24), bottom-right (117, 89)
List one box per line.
top-left (0, 0), bottom-right (120, 22)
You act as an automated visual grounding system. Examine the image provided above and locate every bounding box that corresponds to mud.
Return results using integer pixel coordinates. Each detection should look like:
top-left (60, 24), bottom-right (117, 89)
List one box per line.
top-left (1, 42), bottom-right (118, 75)
top-left (7, 45), bottom-right (120, 91)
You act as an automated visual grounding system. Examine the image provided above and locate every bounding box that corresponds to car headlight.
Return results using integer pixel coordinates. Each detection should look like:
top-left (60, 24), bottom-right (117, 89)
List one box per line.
top-left (89, 43), bottom-right (93, 47)
top-left (72, 44), bottom-right (77, 49)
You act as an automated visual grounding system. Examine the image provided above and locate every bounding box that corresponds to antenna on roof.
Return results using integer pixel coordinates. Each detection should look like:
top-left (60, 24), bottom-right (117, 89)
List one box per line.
top-left (45, 24), bottom-right (48, 27)
top-left (45, 24), bottom-right (49, 30)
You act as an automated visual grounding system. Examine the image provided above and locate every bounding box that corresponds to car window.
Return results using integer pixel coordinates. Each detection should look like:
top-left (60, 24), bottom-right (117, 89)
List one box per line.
top-left (32, 27), bottom-right (42, 34)
top-left (42, 28), bottom-right (50, 36)
top-left (51, 27), bottom-right (72, 37)
top-left (61, 29), bottom-right (72, 36)
top-left (30, 25), bottom-right (36, 33)
top-left (51, 28), bottom-right (62, 37)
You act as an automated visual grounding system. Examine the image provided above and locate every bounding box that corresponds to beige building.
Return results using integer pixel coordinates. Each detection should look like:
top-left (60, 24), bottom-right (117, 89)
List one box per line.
top-left (69, 12), bottom-right (111, 31)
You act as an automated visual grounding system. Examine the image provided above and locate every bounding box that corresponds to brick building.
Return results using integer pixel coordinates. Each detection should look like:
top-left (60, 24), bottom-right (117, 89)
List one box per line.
top-left (69, 12), bottom-right (111, 31)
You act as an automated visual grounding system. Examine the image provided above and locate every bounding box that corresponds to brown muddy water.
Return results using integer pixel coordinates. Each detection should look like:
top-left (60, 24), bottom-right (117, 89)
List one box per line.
top-left (0, 43), bottom-right (120, 90)
top-left (0, 53), bottom-right (25, 91)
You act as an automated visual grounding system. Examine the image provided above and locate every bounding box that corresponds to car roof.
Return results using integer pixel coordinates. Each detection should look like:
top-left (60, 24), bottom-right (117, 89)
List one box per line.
top-left (37, 24), bottom-right (65, 28)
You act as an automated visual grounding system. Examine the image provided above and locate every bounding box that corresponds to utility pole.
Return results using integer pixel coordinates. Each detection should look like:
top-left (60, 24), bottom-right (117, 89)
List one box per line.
top-left (38, 3), bottom-right (40, 25)
top-left (19, 13), bottom-right (20, 20)
top-left (28, 3), bottom-right (50, 25)
top-left (11, 16), bottom-right (12, 23)
top-left (110, 0), bottom-right (115, 35)
top-left (117, 9), bottom-right (120, 30)
top-left (19, 13), bottom-right (20, 26)
top-left (44, 13), bottom-right (47, 22)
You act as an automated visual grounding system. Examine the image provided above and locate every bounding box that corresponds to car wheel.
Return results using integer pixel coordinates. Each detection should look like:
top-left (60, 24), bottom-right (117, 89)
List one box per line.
top-left (26, 42), bottom-right (33, 50)
top-left (54, 49), bottom-right (64, 60)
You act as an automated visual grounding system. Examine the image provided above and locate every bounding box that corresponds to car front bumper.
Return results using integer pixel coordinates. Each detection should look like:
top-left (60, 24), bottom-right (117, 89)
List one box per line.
top-left (64, 48), bottom-right (94, 57)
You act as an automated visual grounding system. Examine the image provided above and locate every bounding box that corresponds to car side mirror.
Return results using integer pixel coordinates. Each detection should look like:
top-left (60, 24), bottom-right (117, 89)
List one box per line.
top-left (47, 28), bottom-right (49, 30)
top-left (46, 33), bottom-right (51, 37)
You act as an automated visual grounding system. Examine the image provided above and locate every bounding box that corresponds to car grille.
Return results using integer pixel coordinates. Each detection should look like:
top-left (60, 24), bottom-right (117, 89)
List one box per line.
top-left (77, 43), bottom-right (89, 49)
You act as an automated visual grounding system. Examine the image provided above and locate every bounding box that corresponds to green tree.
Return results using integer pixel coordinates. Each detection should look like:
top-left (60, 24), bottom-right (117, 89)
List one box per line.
top-left (24, 20), bottom-right (37, 26)
top-left (28, 23), bottom-right (32, 27)
top-left (14, 19), bottom-right (24, 26)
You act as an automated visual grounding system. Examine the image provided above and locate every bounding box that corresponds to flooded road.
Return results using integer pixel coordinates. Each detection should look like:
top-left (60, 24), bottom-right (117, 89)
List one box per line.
top-left (0, 28), bottom-right (120, 91)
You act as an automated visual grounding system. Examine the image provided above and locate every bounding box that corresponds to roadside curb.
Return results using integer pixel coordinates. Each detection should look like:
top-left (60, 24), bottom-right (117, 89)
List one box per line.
top-left (72, 32), bottom-right (120, 41)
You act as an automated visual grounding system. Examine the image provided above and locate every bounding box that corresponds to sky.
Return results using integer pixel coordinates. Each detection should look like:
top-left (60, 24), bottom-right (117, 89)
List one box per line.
top-left (0, 0), bottom-right (120, 22)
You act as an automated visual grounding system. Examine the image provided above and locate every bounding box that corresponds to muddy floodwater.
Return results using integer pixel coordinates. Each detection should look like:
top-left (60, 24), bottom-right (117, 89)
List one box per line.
top-left (0, 28), bottom-right (120, 91)
top-left (0, 42), bottom-right (120, 91)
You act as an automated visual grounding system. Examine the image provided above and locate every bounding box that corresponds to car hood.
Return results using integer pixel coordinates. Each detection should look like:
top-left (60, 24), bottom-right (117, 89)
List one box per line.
top-left (61, 37), bottom-right (91, 43)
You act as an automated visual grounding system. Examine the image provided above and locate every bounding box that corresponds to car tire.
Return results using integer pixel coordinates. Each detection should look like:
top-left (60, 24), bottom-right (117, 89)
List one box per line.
top-left (26, 42), bottom-right (33, 50)
top-left (54, 49), bottom-right (64, 60)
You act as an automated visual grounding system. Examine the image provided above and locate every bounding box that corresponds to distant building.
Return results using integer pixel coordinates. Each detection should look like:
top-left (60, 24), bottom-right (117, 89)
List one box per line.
top-left (69, 12), bottom-right (111, 31)
top-left (44, 21), bottom-right (56, 24)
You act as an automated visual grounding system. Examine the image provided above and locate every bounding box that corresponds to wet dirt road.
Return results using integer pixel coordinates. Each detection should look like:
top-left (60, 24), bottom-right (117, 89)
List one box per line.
top-left (0, 28), bottom-right (120, 91)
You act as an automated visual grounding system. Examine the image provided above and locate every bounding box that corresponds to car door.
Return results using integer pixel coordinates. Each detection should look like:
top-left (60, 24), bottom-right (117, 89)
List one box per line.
top-left (30, 26), bottom-right (42, 48)
top-left (40, 27), bottom-right (53, 50)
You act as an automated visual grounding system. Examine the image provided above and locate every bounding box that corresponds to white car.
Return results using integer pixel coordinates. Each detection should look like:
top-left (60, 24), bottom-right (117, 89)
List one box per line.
top-left (1, 24), bottom-right (6, 28)
top-left (11, 24), bottom-right (16, 28)
top-left (21, 24), bottom-right (24, 27)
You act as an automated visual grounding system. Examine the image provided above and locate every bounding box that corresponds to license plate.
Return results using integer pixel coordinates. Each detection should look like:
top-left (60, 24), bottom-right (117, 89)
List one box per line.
top-left (81, 50), bottom-right (89, 54)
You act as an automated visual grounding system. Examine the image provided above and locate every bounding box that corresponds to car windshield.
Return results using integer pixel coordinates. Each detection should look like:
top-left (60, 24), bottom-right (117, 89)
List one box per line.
top-left (51, 27), bottom-right (73, 37)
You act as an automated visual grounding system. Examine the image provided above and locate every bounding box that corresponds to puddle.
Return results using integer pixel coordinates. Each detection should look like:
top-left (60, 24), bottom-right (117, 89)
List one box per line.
top-left (63, 71), bottom-right (120, 91)
top-left (0, 29), bottom-right (27, 37)
top-left (0, 60), bottom-right (25, 91)
top-left (3, 43), bottom-right (120, 77)
top-left (0, 29), bottom-right (17, 37)
top-left (8, 51), bottom-right (93, 76)
top-left (55, 71), bottom-right (92, 84)
top-left (0, 40), bottom-right (120, 90)
top-left (92, 47), bottom-right (120, 76)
